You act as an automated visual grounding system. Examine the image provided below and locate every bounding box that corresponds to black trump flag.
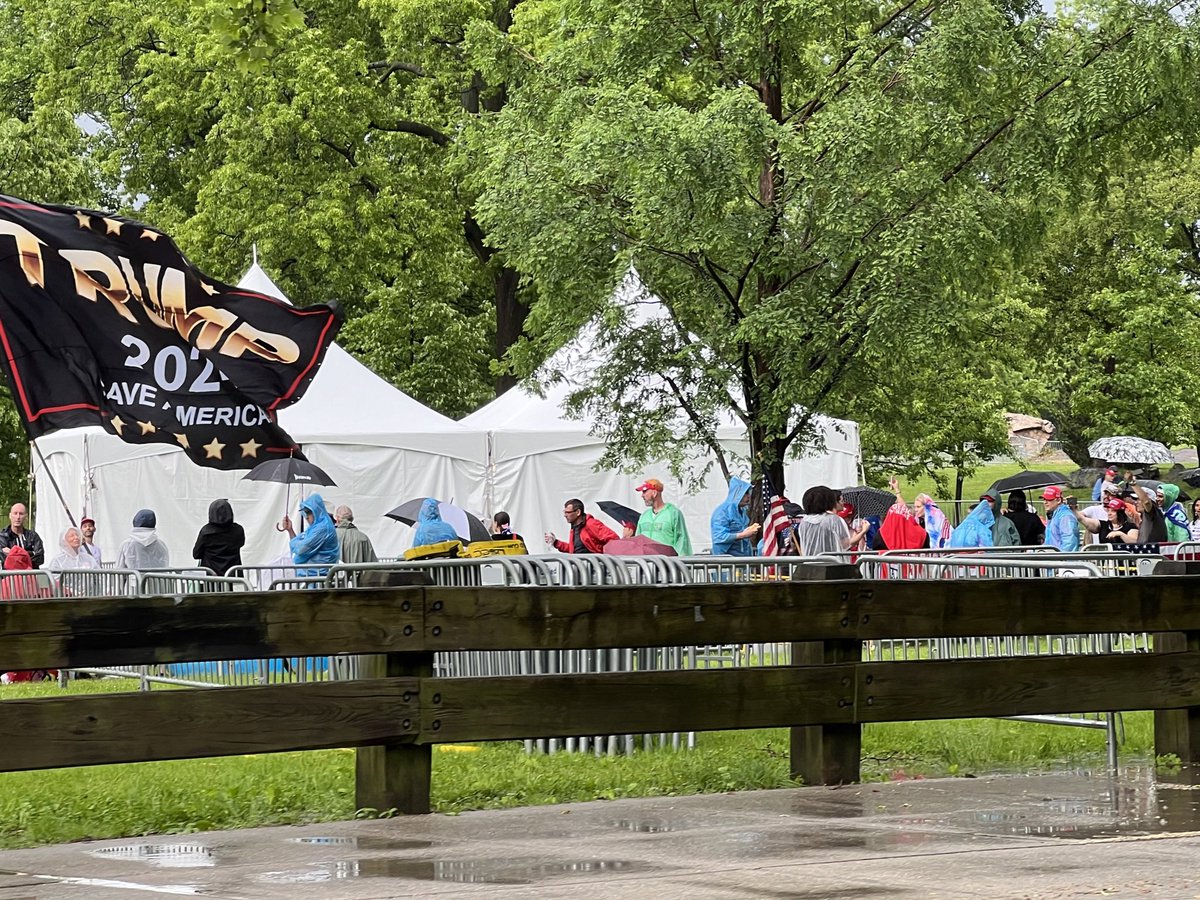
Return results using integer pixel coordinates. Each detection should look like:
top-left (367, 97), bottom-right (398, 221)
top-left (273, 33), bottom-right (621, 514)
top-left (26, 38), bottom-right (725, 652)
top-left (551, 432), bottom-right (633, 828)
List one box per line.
top-left (0, 195), bottom-right (340, 469)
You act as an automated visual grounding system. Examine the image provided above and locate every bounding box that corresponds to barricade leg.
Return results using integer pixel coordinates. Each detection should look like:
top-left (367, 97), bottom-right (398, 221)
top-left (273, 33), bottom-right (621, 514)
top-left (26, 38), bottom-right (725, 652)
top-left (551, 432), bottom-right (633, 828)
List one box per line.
top-left (789, 562), bottom-right (862, 786)
top-left (1154, 631), bottom-right (1200, 770)
top-left (354, 650), bottom-right (433, 815)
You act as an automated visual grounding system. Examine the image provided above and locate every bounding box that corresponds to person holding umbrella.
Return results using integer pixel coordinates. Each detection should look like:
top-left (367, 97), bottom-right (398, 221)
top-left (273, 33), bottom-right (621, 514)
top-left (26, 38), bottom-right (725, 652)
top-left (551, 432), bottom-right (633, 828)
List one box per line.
top-left (1004, 491), bottom-right (1045, 546)
top-left (279, 494), bottom-right (340, 578)
top-left (710, 477), bottom-right (760, 556)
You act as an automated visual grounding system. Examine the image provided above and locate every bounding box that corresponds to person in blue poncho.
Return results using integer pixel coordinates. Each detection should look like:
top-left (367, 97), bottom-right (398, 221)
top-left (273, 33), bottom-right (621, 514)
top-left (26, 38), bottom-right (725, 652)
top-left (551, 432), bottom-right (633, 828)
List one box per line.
top-left (948, 497), bottom-right (995, 549)
top-left (412, 498), bottom-right (460, 547)
top-left (280, 493), bottom-right (340, 578)
top-left (710, 477), bottom-right (760, 556)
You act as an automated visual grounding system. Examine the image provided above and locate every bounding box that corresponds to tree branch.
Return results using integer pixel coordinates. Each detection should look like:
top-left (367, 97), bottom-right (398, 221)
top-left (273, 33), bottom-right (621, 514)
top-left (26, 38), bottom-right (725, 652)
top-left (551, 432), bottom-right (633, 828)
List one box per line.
top-left (368, 120), bottom-right (451, 146)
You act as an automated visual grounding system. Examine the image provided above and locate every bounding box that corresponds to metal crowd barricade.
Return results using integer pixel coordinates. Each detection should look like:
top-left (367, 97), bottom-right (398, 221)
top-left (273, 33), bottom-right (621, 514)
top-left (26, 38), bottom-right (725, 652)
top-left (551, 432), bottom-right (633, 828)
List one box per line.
top-left (0, 569), bottom-right (56, 599)
top-left (50, 567), bottom-right (139, 598)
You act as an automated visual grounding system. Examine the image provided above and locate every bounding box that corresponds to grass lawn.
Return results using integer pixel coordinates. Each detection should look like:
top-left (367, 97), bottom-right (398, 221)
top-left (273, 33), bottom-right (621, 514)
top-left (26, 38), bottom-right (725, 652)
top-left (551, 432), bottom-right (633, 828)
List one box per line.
top-left (0, 678), bottom-right (1155, 848)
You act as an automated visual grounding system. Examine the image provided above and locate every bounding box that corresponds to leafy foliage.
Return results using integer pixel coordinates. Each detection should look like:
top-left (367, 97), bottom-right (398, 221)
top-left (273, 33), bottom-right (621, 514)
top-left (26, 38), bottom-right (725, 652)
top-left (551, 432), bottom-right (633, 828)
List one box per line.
top-left (473, 0), bottom-right (1200, 490)
top-left (1022, 157), bottom-right (1200, 464)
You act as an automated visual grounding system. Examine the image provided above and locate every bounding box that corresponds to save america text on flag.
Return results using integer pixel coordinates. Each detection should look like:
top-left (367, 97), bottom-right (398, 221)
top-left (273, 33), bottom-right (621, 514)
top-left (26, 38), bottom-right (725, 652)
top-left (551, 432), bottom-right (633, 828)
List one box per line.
top-left (0, 196), bottom-right (340, 469)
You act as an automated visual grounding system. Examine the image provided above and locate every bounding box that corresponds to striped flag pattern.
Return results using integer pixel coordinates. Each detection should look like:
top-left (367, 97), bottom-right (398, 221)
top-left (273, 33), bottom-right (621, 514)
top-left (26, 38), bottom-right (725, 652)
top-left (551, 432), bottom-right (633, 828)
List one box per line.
top-left (761, 475), bottom-right (790, 556)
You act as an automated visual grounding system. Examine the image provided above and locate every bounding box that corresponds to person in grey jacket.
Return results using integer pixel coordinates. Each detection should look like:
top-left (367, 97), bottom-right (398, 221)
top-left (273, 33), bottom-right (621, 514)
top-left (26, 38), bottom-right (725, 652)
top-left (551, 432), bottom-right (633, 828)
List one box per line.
top-left (335, 505), bottom-right (378, 564)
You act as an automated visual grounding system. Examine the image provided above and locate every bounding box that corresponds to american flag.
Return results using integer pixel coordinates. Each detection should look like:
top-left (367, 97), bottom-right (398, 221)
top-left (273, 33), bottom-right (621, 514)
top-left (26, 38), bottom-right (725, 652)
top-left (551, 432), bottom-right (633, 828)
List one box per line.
top-left (761, 475), bottom-right (790, 556)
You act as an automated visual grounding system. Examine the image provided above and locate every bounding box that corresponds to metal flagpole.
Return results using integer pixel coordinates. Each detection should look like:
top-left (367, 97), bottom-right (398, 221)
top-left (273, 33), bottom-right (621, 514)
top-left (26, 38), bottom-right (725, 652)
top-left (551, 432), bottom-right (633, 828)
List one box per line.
top-left (30, 439), bottom-right (77, 528)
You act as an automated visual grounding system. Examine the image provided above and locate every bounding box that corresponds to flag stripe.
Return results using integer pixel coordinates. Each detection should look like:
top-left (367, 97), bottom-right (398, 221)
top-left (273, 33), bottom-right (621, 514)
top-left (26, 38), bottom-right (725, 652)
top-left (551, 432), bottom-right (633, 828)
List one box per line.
top-left (761, 476), bottom-right (789, 556)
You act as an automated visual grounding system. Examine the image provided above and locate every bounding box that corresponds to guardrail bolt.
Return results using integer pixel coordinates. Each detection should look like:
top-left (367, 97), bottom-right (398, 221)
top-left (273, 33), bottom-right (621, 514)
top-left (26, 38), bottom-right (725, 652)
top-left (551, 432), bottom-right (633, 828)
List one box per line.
top-left (866, 696), bottom-right (874, 705)
top-left (402, 691), bottom-right (412, 702)
top-left (865, 675), bottom-right (874, 685)
top-left (840, 617), bottom-right (849, 627)
top-left (432, 693), bottom-right (441, 704)
top-left (841, 676), bottom-right (850, 687)
top-left (401, 600), bottom-right (411, 612)
top-left (403, 625), bottom-right (414, 636)
top-left (432, 600), bottom-right (443, 612)
top-left (432, 720), bottom-right (442, 731)
top-left (402, 718), bottom-right (411, 729)
top-left (431, 626), bottom-right (442, 637)
top-left (861, 614), bottom-right (870, 624)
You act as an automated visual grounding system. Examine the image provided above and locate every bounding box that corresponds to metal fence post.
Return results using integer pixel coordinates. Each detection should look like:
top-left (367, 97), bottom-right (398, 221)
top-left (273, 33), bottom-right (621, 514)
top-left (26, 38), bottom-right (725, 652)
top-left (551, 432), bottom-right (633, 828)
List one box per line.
top-left (790, 562), bottom-right (862, 786)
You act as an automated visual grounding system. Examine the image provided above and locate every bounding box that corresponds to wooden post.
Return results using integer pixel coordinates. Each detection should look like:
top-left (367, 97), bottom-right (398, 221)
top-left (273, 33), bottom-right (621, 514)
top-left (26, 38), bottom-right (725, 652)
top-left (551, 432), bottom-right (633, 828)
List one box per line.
top-left (354, 650), bottom-right (434, 815)
top-left (355, 570), bottom-right (433, 815)
top-left (790, 562), bottom-right (861, 785)
top-left (1150, 561), bottom-right (1200, 776)
top-left (1154, 630), bottom-right (1200, 773)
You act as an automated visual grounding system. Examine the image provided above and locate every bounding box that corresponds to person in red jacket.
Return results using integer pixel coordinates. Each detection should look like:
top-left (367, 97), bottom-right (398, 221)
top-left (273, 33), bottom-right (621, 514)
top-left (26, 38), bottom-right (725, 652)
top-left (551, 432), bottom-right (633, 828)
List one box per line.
top-left (544, 499), bottom-right (617, 554)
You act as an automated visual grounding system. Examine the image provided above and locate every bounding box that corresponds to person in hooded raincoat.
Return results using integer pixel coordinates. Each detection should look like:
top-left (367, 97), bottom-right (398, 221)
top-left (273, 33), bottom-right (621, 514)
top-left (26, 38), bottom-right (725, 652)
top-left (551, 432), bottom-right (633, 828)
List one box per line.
top-left (710, 477), bottom-right (760, 556)
top-left (49, 527), bottom-right (99, 571)
top-left (117, 509), bottom-right (170, 570)
top-left (948, 499), bottom-right (994, 549)
top-left (1159, 484), bottom-right (1190, 543)
top-left (280, 493), bottom-right (340, 578)
top-left (411, 498), bottom-right (460, 547)
top-left (192, 499), bottom-right (246, 576)
top-left (983, 494), bottom-right (1019, 547)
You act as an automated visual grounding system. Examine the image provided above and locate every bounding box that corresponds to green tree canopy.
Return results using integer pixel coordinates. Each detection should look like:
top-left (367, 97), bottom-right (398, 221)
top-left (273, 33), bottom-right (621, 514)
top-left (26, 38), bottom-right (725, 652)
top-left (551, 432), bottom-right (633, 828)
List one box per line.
top-left (473, 0), bottom-right (1200, 489)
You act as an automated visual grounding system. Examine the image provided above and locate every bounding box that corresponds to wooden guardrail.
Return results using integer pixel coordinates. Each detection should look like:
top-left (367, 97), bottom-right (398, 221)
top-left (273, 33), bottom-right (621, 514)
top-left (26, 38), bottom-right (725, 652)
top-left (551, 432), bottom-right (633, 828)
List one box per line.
top-left (2, 564), bottom-right (1200, 815)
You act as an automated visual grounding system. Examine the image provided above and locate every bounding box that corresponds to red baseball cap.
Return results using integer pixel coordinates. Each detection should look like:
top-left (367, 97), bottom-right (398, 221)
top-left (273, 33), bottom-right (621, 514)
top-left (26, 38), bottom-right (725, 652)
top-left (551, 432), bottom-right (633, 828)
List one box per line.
top-left (1105, 467), bottom-right (1118, 476)
top-left (1041, 486), bottom-right (1064, 501)
top-left (636, 478), bottom-right (664, 493)
top-left (80, 517), bottom-right (95, 526)
top-left (1106, 498), bottom-right (1125, 511)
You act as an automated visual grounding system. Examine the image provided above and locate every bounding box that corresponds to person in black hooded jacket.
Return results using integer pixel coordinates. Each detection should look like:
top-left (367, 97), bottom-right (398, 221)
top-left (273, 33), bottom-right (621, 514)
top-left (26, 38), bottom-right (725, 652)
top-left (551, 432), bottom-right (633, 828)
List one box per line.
top-left (1004, 490), bottom-right (1046, 546)
top-left (192, 499), bottom-right (245, 576)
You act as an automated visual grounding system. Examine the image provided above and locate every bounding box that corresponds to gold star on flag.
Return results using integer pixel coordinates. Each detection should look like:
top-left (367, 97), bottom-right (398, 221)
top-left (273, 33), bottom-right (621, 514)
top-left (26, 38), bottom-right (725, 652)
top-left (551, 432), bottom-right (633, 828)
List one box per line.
top-left (203, 438), bottom-right (225, 460)
top-left (102, 217), bottom-right (123, 235)
top-left (173, 433), bottom-right (190, 449)
top-left (138, 420), bottom-right (156, 435)
top-left (140, 229), bottom-right (161, 241)
top-left (110, 416), bottom-right (126, 436)
top-left (239, 438), bottom-right (262, 458)
top-left (74, 211), bottom-right (93, 230)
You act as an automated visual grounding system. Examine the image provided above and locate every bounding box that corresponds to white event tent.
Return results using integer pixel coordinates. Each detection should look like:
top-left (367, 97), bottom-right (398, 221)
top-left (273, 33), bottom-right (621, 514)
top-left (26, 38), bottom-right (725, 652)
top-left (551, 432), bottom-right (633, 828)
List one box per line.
top-left (33, 265), bottom-right (487, 566)
top-left (462, 271), bottom-right (862, 551)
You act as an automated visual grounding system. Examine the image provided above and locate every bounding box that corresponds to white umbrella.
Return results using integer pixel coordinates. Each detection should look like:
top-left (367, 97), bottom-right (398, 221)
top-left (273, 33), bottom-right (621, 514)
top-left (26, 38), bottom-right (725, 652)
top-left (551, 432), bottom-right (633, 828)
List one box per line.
top-left (1087, 436), bottom-right (1174, 466)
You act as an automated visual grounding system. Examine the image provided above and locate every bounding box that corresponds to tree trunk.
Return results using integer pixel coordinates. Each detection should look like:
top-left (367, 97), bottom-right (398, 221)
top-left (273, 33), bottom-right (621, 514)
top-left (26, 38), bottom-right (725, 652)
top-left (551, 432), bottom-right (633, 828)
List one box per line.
top-left (954, 470), bottom-right (965, 526)
top-left (493, 266), bottom-right (526, 394)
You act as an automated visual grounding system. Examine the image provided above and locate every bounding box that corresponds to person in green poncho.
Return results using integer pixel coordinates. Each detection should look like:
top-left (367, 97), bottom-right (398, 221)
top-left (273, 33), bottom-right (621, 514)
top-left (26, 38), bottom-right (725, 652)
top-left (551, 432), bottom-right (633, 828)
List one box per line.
top-left (1159, 483), bottom-right (1191, 543)
top-left (634, 477), bottom-right (692, 556)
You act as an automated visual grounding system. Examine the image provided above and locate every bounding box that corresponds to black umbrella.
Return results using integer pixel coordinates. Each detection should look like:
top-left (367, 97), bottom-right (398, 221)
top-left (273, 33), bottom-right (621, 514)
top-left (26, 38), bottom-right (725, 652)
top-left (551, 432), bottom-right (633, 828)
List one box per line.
top-left (242, 457), bottom-right (336, 487)
top-left (385, 498), bottom-right (491, 543)
top-left (988, 470), bottom-right (1069, 495)
top-left (243, 457), bottom-right (337, 531)
top-left (598, 500), bottom-right (642, 530)
top-left (1179, 468), bottom-right (1200, 488)
top-left (838, 486), bottom-right (894, 519)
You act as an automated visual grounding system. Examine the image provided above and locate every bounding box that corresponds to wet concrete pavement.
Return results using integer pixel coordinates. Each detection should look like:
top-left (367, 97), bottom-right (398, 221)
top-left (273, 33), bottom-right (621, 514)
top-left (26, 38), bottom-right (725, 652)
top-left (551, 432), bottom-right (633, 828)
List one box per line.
top-left (2, 768), bottom-right (1200, 898)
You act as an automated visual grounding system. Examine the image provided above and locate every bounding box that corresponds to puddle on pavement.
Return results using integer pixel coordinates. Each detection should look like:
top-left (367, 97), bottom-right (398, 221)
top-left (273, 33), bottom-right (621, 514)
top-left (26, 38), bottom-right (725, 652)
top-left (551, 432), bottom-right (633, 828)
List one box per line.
top-left (292, 836), bottom-right (434, 850)
top-left (260, 858), bottom-right (645, 885)
top-left (613, 819), bottom-right (680, 833)
top-left (88, 844), bottom-right (215, 868)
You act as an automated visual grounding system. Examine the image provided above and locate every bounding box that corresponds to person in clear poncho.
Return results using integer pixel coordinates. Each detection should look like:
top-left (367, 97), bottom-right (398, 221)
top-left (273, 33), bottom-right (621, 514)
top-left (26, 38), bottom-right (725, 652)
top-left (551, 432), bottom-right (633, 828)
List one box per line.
top-left (116, 509), bottom-right (170, 570)
top-left (49, 526), bottom-right (100, 571)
